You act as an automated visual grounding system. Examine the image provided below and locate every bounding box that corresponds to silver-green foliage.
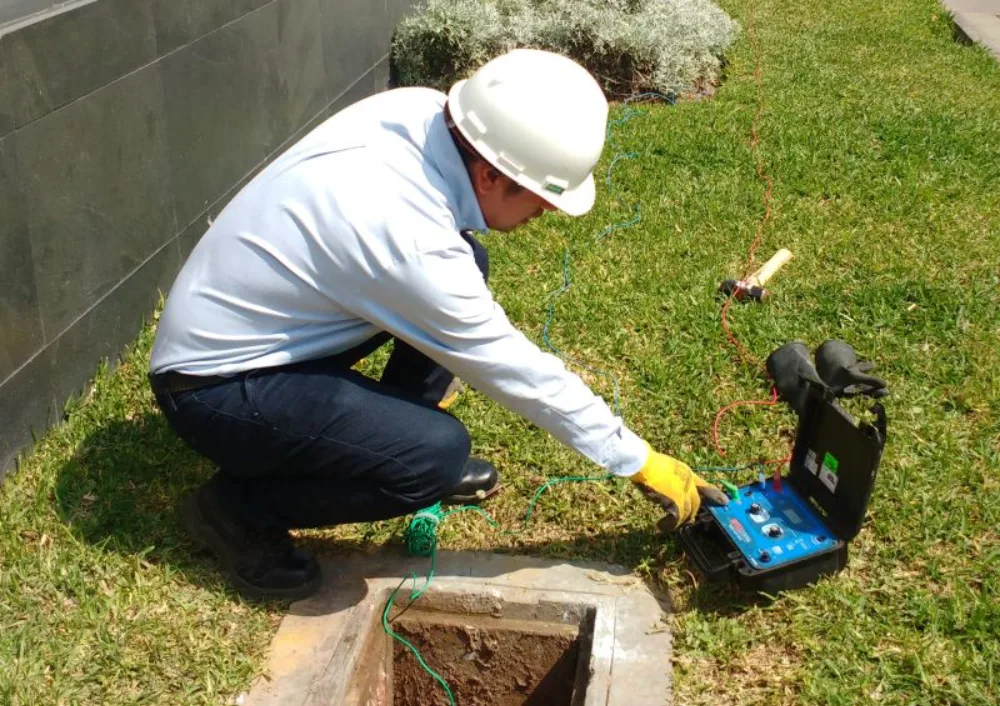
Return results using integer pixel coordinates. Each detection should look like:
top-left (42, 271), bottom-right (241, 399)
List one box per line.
top-left (391, 0), bottom-right (739, 97)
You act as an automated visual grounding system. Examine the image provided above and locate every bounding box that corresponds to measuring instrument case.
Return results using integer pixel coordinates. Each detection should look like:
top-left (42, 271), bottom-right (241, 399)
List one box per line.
top-left (678, 382), bottom-right (887, 593)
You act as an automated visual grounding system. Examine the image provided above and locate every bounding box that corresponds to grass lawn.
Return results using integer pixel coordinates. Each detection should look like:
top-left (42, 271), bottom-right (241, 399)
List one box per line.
top-left (3, 0), bottom-right (999, 704)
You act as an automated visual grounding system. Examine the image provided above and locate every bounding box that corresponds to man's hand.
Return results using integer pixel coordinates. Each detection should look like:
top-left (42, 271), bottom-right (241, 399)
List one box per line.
top-left (631, 445), bottom-right (729, 532)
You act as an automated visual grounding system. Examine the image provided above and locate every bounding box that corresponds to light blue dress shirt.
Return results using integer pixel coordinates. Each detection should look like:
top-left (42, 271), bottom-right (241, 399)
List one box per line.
top-left (150, 87), bottom-right (647, 476)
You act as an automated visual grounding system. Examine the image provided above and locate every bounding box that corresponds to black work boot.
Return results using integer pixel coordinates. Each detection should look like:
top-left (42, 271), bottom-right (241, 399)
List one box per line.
top-left (180, 478), bottom-right (321, 602)
top-left (442, 457), bottom-right (500, 505)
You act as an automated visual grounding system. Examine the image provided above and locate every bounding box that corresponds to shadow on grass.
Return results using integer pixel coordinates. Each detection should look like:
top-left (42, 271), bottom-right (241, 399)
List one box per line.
top-left (52, 412), bottom-right (775, 614)
top-left (512, 531), bottom-right (797, 619)
top-left (508, 530), bottom-right (780, 618)
top-left (48, 411), bottom-right (352, 598)
top-left (481, 522), bottom-right (785, 616)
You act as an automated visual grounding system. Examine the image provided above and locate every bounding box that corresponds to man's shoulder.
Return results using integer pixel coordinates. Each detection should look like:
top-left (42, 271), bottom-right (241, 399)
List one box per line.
top-left (329, 86), bottom-right (446, 127)
top-left (380, 86), bottom-right (447, 108)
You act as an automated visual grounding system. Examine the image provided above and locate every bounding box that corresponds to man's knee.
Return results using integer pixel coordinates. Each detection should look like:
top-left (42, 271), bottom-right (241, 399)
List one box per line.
top-left (393, 413), bottom-right (470, 507)
top-left (424, 413), bottom-right (471, 491)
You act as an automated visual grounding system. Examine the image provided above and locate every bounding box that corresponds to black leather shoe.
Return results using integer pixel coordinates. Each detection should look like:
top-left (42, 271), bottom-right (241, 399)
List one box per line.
top-left (442, 457), bottom-right (500, 505)
top-left (180, 479), bottom-right (321, 602)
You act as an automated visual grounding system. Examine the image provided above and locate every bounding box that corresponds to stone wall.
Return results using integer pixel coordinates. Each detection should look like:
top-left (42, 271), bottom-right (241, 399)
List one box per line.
top-left (0, 0), bottom-right (416, 476)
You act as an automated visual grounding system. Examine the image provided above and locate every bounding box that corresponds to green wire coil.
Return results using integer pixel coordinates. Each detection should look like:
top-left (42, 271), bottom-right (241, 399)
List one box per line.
top-left (382, 474), bottom-right (612, 706)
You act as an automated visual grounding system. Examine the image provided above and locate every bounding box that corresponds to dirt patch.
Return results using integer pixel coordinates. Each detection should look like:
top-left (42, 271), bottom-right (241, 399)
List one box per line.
top-left (391, 611), bottom-right (584, 706)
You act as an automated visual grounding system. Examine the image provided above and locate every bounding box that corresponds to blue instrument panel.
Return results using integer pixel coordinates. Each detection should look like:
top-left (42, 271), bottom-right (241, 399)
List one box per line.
top-left (708, 481), bottom-right (834, 570)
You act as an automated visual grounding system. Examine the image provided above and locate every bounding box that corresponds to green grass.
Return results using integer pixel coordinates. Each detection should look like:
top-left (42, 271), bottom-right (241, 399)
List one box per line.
top-left (3, 0), bottom-right (1000, 703)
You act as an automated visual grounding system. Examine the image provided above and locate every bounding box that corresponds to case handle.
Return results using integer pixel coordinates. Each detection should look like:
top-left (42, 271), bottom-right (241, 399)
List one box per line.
top-left (679, 525), bottom-right (736, 583)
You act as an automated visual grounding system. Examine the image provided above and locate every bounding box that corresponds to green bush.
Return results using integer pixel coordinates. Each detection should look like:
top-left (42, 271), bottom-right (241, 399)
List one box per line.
top-left (391, 0), bottom-right (739, 98)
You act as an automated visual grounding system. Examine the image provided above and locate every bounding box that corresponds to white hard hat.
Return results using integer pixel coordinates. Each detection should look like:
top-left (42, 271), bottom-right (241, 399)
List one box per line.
top-left (447, 49), bottom-right (608, 217)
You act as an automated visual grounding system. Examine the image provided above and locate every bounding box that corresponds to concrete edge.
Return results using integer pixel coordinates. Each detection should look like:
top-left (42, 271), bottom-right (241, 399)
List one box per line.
top-left (0, 0), bottom-right (97, 39)
top-left (244, 550), bottom-right (672, 706)
top-left (951, 10), bottom-right (1000, 60)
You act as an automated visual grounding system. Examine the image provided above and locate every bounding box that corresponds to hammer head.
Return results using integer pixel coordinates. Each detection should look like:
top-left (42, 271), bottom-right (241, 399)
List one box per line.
top-left (719, 279), bottom-right (767, 302)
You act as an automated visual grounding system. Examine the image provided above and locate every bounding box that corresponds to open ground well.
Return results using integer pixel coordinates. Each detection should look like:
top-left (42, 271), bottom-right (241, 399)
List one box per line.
top-left (244, 551), bottom-right (672, 706)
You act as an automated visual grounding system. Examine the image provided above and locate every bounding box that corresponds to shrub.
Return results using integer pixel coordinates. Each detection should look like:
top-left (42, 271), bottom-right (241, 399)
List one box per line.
top-left (391, 0), bottom-right (739, 99)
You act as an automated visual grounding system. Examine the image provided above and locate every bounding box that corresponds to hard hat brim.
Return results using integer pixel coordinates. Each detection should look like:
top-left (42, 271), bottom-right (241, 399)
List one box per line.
top-left (541, 173), bottom-right (595, 217)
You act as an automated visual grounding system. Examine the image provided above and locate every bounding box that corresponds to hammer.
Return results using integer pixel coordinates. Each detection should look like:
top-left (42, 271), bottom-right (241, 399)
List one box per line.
top-left (719, 248), bottom-right (794, 302)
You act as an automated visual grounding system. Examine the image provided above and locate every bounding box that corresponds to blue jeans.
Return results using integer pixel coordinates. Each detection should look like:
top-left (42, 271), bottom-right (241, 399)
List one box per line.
top-left (152, 232), bottom-right (488, 532)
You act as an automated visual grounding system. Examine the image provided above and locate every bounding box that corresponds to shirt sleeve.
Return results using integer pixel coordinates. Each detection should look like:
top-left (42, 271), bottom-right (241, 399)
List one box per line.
top-left (344, 231), bottom-right (649, 477)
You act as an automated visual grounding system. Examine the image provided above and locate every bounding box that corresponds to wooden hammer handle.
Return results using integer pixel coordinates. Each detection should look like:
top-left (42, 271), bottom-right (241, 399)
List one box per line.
top-left (747, 248), bottom-right (794, 287)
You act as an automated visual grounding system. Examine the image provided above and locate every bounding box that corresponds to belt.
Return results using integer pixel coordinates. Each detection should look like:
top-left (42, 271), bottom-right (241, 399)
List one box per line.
top-left (150, 371), bottom-right (236, 395)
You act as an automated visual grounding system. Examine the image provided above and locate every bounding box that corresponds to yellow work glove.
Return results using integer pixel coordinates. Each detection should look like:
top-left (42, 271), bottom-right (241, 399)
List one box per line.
top-left (631, 443), bottom-right (729, 531)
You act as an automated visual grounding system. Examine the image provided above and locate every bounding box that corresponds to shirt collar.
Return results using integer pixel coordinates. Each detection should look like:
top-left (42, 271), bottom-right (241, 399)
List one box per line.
top-left (425, 111), bottom-right (488, 233)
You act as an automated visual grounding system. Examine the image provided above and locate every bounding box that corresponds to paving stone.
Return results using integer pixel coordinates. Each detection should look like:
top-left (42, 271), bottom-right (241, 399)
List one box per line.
top-left (945, 0), bottom-right (999, 11)
top-left (942, 0), bottom-right (1000, 61)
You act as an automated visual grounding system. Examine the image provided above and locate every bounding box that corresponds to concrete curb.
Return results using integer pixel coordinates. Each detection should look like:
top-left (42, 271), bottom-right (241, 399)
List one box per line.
top-left (942, 0), bottom-right (1000, 61)
top-left (243, 550), bottom-right (673, 706)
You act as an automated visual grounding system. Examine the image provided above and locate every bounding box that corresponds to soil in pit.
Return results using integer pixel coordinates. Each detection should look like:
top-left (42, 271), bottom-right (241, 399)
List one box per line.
top-left (391, 612), bottom-right (584, 706)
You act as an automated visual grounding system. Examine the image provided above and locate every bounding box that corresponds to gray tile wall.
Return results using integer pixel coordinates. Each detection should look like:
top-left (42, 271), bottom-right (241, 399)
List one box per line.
top-left (4, 0), bottom-right (159, 127)
top-left (0, 47), bottom-right (14, 137)
top-left (0, 0), bottom-right (418, 477)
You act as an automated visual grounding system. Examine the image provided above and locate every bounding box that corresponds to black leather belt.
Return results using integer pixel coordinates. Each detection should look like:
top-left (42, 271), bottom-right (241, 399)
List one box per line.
top-left (150, 371), bottom-right (236, 395)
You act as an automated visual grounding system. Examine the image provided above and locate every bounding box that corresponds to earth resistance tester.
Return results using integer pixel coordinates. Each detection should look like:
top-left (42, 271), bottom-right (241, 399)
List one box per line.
top-left (679, 383), bottom-right (887, 593)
